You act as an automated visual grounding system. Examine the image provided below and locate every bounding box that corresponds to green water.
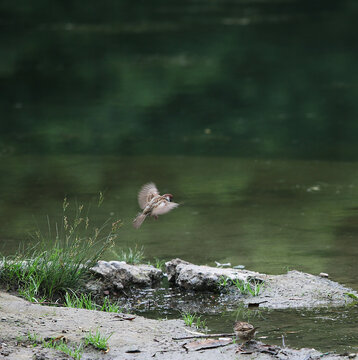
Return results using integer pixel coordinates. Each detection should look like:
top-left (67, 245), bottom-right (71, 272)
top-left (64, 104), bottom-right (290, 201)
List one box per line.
top-left (1, 0), bottom-right (358, 353)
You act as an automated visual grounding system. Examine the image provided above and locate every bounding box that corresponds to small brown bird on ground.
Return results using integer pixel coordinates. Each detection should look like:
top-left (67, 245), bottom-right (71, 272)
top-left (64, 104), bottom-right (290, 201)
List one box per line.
top-left (133, 182), bottom-right (179, 229)
top-left (233, 321), bottom-right (259, 349)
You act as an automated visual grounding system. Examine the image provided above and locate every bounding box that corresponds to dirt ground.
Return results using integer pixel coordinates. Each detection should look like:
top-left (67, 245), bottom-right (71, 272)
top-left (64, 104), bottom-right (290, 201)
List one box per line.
top-left (0, 291), bottom-right (355, 360)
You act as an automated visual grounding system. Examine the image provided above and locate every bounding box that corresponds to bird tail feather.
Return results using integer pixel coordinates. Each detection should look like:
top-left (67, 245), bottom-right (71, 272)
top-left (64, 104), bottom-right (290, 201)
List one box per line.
top-left (133, 213), bottom-right (147, 229)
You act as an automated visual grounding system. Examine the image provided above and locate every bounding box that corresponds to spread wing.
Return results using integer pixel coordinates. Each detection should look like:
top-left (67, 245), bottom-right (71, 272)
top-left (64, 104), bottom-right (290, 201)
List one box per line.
top-left (151, 201), bottom-right (179, 216)
top-left (138, 182), bottom-right (159, 209)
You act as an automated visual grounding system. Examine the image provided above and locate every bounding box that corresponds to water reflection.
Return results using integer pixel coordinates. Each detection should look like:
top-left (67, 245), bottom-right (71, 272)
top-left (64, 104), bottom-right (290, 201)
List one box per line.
top-left (1, 1), bottom-right (358, 159)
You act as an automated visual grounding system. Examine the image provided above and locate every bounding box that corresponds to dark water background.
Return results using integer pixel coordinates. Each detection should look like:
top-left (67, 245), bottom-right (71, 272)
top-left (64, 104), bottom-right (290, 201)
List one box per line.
top-left (1, 0), bottom-right (357, 353)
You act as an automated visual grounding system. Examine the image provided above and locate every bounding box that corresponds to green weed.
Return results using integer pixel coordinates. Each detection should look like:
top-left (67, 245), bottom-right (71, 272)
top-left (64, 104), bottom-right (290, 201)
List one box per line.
top-left (345, 292), bottom-right (358, 306)
top-left (152, 258), bottom-right (166, 271)
top-left (43, 338), bottom-right (83, 360)
top-left (181, 311), bottom-right (207, 330)
top-left (218, 276), bottom-right (264, 296)
top-left (112, 245), bottom-right (144, 264)
top-left (27, 332), bottom-right (41, 346)
top-left (64, 292), bottom-right (122, 313)
top-left (100, 296), bottom-right (122, 313)
top-left (0, 198), bottom-right (119, 302)
top-left (219, 276), bottom-right (231, 288)
top-left (64, 292), bottom-right (97, 310)
top-left (26, 332), bottom-right (83, 360)
top-left (84, 329), bottom-right (113, 351)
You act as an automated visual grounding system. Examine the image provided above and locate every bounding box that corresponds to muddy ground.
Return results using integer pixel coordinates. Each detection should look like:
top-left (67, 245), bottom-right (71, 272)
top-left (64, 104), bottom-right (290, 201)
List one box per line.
top-left (0, 291), bottom-right (356, 360)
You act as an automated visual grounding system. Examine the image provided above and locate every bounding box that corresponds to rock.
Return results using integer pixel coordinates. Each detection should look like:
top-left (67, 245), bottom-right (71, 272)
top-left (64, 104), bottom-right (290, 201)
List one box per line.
top-left (165, 259), bottom-right (264, 291)
top-left (250, 270), bottom-right (356, 309)
top-left (85, 279), bottom-right (107, 294)
top-left (166, 258), bottom-right (190, 283)
top-left (90, 261), bottom-right (163, 290)
top-left (165, 259), bottom-right (358, 309)
top-left (233, 265), bottom-right (245, 269)
top-left (319, 272), bottom-right (329, 278)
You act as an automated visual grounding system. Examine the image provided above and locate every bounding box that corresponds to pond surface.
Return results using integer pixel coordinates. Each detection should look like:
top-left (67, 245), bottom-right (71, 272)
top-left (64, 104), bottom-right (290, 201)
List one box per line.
top-left (1, 0), bottom-right (358, 354)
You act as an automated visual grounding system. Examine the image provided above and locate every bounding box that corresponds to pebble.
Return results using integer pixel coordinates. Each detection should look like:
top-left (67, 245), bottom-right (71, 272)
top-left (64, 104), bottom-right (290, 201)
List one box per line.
top-left (233, 265), bottom-right (245, 269)
top-left (319, 273), bottom-right (329, 278)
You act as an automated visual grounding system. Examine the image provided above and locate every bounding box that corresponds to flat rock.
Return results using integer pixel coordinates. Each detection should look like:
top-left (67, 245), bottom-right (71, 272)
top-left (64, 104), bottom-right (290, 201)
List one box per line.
top-left (250, 270), bottom-right (357, 309)
top-left (166, 258), bottom-right (264, 291)
top-left (90, 260), bottom-right (163, 290)
top-left (165, 259), bottom-right (357, 309)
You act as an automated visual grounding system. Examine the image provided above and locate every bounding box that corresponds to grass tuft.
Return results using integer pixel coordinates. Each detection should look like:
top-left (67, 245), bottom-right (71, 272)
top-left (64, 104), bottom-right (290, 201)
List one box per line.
top-left (64, 292), bottom-right (123, 313)
top-left (0, 198), bottom-right (120, 303)
top-left (344, 292), bottom-right (358, 306)
top-left (181, 311), bottom-right (207, 331)
top-left (153, 258), bottom-right (166, 271)
top-left (64, 291), bottom-right (98, 310)
top-left (84, 329), bottom-right (113, 351)
top-left (219, 276), bottom-right (264, 296)
top-left (26, 332), bottom-right (83, 359)
top-left (112, 245), bottom-right (144, 265)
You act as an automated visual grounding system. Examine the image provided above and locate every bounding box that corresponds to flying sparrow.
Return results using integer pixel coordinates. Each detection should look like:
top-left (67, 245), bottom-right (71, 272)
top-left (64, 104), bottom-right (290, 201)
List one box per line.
top-left (133, 182), bottom-right (179, 229)
top-left (233, 321), bottom-right (259, 344)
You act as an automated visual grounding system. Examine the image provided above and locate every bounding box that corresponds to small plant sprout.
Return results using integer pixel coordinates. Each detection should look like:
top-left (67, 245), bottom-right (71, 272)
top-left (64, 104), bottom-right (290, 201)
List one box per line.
top-left (232, 279), bottom-right (264, 296)
top-left (182, 311), bottom-right (195, 327)
top-left (27, 332), bottom-right (42, 345)
top-left (21, 332), bottom-right (83, 359)
top-left (43, 338), bottom-right (83, 360)
top-left (85, 329), bottom-right (113, 351)
top-left (64, 292), bottom-right (97, 310)
top-left (100, 297), bottom-right (122, 313)
top-left (154, 258), bottom-right (166, 271)
top-left (64, 292), bottom-right (122, 313)
top-left (112, 245), bottom-right (144, 264)
top-left (181, 311), bottom-right (207, 330)
top-left (195, 316), bottom-right (207, 331)
top-left (345, 292), bottom-right (358, 306)
top-left (219, 276), bottom-right (231, 288)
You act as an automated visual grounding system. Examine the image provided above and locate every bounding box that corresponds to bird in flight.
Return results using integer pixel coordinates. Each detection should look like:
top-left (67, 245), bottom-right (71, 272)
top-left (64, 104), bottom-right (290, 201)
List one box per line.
top-left (133, 183), bottom-right (179, 229)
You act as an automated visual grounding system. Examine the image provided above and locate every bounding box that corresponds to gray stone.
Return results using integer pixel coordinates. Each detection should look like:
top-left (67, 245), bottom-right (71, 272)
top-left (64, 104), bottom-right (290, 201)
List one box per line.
top-left (319, 272), bottom-right (329, 278)
top-left (165, 259), bottom-right (358, 309)
top-left (251, 270), bottom-right (357, 309)
top-left (90, 260), bottom-right (163, 290)
top-left (165, 258), bottom-right (264, 291)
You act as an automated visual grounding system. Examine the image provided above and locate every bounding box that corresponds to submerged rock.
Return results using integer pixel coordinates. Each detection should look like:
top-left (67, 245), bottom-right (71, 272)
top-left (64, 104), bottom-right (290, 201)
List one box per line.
top-left (90, 260), bottom-right (163, 291)
top-left (165, 259), bottom-right (358, 309)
